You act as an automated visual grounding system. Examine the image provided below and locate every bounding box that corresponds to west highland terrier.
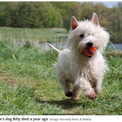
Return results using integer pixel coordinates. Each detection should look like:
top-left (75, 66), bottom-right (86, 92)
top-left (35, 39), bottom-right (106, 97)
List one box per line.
top-left (48, 12), bottom-right (109, 100)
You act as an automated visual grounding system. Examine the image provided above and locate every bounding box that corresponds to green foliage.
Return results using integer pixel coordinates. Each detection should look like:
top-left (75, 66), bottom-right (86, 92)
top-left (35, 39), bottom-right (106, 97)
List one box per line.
top-left (110, 3), bottom-right (122, 43)
top-left (0, 2), bottom-right (62, 28)
top-left (39, 3), bottom-right (62, 28)
top-left (80, 2), bottom-right (94, 20)
top-left (52, 2), bottom-right (82, 30)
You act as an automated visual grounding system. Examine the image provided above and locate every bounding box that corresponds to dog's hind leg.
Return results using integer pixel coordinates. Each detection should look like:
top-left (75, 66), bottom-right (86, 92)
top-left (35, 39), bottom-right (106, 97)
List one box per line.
top-left (59, 79), bottom-right (72, 97)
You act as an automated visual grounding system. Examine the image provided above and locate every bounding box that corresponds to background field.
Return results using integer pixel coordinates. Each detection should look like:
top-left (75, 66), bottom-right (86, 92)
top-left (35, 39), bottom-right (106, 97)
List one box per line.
top-left (0, 27), bottom-right (122, 115)
top-left (0, 27), bottom-right (67, 43)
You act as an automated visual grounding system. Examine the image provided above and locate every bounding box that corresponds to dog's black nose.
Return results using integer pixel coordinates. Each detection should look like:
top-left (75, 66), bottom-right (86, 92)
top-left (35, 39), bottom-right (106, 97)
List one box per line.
top-left (87, 42), bottom-right (93, 47)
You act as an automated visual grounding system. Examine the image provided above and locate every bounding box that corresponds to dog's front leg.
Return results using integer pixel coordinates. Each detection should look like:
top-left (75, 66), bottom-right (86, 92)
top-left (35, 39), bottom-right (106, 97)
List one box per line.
top-left (72, 77), bottom-right (96, 100)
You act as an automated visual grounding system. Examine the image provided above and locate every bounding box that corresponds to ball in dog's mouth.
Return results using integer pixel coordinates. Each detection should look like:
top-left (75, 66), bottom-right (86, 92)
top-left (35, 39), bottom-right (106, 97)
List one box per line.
top-left (84, 47), bottom-right (97, 58)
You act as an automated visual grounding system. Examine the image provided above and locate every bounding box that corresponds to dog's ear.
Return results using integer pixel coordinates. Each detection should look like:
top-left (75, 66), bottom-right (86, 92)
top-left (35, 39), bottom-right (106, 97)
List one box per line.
top-left (71, 16), bottom-right (78, 30)
top-left (92, 12), bottom-right (99, 26)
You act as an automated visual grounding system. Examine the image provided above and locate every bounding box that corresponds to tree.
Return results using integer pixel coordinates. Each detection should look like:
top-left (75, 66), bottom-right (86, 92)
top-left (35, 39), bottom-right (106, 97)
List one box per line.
top-left (80, 2), bottom-right (94, 20)
top-left (52, 2), bottom-right (81, 30)
top-left (111, 2), bottom-right (122, 43)
top-left (94, 3), bottom-right (112, 28)
top-left (0, 2), bottom-right (63, 28)
top-left (0, 2), bottom-right (12, 26)
top-left (38, 2), bottom-right (62, 28)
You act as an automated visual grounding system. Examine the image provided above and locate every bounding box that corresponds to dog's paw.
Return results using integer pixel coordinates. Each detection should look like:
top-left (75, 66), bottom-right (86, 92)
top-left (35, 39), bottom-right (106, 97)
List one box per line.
top-left (86, 89), bottom-right (96, 99)
top-left (65, 92), bottom-right (72, 97)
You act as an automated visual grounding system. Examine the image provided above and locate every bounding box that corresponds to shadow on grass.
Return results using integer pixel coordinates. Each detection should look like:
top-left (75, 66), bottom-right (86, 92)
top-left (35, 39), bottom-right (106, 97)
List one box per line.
top-left (36, 98), bottom-right (86, 110)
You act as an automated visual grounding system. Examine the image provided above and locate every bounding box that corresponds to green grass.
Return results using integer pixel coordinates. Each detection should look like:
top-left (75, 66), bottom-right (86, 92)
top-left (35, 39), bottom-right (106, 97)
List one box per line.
top-left (0, 27), bottom-right (67, 43)
top-left (0, 28), bottom-right (121, 115)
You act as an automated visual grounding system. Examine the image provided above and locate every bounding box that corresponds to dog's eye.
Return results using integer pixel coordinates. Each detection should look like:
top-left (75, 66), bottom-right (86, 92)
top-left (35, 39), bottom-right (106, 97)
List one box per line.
top-left (79, 34), bottom-right (84, 38)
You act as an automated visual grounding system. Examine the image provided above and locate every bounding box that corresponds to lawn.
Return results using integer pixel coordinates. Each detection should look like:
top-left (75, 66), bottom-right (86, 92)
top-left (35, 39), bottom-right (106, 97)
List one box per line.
top-left (0, 27), bottom-right (121, 115)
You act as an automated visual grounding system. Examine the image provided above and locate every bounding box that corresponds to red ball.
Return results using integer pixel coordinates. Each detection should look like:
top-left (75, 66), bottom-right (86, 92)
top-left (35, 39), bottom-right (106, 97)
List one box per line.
top-left (84, 47), bottom-right (97, 57)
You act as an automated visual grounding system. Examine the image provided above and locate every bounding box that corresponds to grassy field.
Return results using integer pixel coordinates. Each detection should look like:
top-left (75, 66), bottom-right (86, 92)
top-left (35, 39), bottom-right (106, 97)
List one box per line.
top-left (0, 27), bottom-right (122, 115)
top-left (0, 27), bottom-right (67, 43)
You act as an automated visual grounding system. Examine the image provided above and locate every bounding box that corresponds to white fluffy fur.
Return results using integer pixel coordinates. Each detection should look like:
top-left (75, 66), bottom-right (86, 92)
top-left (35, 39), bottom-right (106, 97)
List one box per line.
top-left (50, 13), bottom-right (109, 100)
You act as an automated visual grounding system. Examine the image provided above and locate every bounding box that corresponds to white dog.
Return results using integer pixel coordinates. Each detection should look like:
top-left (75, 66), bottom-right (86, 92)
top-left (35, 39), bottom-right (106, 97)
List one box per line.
top-left (48, 13), bottom-right (109, 100)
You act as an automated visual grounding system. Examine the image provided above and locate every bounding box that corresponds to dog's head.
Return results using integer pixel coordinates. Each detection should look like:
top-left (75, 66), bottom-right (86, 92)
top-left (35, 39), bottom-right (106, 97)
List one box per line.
top-left (67, 12), bottom-right (109, 57)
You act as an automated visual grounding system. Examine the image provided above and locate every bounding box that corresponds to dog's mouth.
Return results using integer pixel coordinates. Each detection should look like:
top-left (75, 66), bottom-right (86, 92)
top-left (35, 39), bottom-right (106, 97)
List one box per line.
top-left (84, 47), bottom-right (97, 58)
top-left (88, 56), bottom-right (92, 58)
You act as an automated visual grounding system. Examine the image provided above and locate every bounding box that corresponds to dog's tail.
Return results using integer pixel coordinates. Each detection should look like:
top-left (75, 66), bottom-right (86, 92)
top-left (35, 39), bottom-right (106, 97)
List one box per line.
top-left (47, 43), bottom-right (61, 53)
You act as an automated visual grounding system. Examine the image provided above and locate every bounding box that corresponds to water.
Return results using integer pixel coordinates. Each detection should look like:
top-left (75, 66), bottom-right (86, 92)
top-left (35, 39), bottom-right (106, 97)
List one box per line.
top-left (39, 42), bottom-right (122, 51)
